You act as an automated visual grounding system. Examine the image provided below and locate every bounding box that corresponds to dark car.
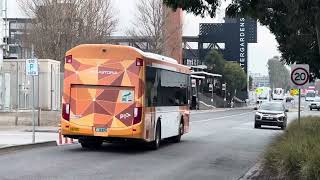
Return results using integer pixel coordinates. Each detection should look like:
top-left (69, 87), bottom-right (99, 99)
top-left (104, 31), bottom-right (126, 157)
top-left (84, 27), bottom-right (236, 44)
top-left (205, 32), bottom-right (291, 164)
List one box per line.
top-left (254, 102), bottom-right (288, 130)
top-left (285, 96), bottom-right (294, 102)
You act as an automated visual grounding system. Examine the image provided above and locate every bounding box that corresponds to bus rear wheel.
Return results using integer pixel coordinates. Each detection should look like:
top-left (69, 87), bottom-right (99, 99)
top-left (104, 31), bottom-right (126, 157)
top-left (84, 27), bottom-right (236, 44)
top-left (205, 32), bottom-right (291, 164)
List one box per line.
top-left (149, 121), bottom-right (161, 150)
top-left (80, 139), bottom-right (102, 149)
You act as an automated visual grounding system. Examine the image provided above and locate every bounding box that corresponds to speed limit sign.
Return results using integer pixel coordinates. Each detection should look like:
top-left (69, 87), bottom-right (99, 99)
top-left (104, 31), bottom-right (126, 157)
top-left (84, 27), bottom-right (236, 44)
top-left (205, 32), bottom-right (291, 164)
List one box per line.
top-left (291, 64), bottom-right (309, 88)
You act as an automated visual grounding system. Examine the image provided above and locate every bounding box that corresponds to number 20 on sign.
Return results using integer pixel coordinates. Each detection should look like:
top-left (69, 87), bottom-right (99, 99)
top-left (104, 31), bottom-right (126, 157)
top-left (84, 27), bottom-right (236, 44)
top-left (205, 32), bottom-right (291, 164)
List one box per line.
top-left (291, 64), bottom-right (309, 88)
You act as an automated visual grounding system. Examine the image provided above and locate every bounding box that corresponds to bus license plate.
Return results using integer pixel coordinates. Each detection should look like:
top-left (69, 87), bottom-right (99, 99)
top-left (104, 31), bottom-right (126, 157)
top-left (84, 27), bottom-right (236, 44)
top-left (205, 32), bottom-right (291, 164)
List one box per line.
top-left (95, 127), bottom-right (107, 132)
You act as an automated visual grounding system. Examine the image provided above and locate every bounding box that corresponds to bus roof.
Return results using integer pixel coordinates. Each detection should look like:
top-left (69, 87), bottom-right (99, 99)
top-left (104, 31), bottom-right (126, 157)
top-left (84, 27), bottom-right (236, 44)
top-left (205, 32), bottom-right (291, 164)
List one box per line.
top-left (120, 45), bottom-right (190, 70)
top-left (68, 44), bottom-right (189, 69)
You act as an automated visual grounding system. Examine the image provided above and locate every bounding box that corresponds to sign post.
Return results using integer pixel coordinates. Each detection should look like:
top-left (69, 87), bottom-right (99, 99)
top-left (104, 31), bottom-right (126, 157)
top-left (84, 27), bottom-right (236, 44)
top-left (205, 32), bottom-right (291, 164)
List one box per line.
top-left (26, 58), bottom-right (38, 143)
top-left (290, 64), bottom-right (309, 126)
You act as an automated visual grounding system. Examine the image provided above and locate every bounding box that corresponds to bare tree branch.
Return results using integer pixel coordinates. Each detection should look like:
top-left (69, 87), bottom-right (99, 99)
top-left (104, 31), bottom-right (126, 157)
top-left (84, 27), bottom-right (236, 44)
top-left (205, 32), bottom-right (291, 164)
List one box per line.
top-left (127, 0), bottom-right (183, 56)
top-left (18, 0), bottom-right (118, 71)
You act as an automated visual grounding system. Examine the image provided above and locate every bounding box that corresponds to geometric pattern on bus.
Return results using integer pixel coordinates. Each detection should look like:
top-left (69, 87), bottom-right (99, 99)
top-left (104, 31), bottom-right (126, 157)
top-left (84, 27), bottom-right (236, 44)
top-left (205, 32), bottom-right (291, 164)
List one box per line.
top-left (64, 56), bottom-right (143, 128)
top-left (70, 87), bottom-right (135, 128)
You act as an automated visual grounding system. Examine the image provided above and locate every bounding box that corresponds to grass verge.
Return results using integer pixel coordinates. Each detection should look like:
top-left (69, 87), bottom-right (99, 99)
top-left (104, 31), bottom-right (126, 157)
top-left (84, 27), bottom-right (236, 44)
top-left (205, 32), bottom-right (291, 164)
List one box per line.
top-left (258, 116), bottom-right (320, 180)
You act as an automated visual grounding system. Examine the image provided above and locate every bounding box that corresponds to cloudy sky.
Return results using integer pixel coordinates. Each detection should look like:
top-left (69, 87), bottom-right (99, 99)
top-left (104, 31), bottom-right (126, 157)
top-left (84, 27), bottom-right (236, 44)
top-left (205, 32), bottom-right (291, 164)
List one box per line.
top-left (8, 0), bottom-right (281, 75)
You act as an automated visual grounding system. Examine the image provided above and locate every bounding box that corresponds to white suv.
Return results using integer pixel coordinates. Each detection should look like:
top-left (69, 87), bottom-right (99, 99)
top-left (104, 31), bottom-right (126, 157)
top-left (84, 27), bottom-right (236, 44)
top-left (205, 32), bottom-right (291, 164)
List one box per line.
top-left (309, 97), bottom-right (320, 111)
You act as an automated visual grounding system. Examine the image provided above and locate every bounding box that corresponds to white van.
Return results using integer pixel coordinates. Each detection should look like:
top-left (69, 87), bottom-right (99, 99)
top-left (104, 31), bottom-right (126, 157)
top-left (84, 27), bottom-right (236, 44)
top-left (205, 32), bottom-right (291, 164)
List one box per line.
top-left (272, 88), bottom-right (285, 100)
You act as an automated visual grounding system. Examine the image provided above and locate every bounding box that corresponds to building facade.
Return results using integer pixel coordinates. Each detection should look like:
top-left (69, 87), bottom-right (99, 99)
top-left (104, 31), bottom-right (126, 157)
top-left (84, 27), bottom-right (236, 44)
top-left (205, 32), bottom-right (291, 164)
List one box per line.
top-left (6, 18), bottom-right (32, 59)
top-left (251, 73), bottom-right (270, 88)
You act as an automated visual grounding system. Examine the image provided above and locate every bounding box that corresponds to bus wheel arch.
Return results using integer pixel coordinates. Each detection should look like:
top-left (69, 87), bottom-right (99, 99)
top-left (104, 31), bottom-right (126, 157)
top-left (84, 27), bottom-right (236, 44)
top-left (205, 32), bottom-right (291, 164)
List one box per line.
top-left (179, 116), bottom-right (184, 135)
top-left (149, 119), bottom-right (161, 150)
top-left (171, 117), bottom-right (184, 143)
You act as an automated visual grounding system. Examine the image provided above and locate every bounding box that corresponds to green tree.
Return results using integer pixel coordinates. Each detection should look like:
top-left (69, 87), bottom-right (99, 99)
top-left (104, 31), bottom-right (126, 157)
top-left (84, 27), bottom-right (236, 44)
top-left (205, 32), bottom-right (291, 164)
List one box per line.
top-left (163, 0), bottom-right (221, 18)
top-left (267, 56), bottom-right (290, 90)
top-left (227, 0), bottom-right (320, 77)
top-left (163, 0), bottom-right (320, 77)
top-left (223, 62), bottom-right (247, 97)
top-left (204, 49), bottom-right (225, 75)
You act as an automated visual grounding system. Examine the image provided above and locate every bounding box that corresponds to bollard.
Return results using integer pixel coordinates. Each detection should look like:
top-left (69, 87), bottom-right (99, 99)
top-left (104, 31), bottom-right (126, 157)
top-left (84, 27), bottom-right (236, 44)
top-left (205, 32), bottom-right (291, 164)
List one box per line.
top-left (57, 123), bottom-right (76, 145)
top-left (58, 124), bottom-right (62, 145)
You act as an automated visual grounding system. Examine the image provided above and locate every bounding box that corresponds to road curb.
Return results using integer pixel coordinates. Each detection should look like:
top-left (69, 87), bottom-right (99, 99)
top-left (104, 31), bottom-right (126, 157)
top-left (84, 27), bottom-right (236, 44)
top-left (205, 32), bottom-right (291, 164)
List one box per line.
top-left (0, 141), bottom-right (57, 155)
top-left (24, 129), bottom-right (58, 133)
top-left (238, 160), bottom-right (263, 180)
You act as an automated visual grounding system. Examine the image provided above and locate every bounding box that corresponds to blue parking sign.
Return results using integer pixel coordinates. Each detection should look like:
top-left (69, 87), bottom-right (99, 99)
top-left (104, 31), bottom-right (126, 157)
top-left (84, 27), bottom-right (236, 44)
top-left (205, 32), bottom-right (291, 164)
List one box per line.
top-left (26, 59), bottom-right (39, 76)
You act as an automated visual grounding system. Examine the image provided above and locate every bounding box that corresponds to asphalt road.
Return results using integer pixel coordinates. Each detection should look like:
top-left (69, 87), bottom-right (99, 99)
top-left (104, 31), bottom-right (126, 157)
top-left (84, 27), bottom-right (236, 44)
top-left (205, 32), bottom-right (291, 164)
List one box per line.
top-left (0, 107), bottom-right (319, 180)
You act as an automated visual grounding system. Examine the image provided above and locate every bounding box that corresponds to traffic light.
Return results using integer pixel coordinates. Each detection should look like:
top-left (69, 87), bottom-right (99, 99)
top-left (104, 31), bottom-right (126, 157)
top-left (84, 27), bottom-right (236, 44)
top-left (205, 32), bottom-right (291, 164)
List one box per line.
top-left (309, 73), bottom-right (315, 83)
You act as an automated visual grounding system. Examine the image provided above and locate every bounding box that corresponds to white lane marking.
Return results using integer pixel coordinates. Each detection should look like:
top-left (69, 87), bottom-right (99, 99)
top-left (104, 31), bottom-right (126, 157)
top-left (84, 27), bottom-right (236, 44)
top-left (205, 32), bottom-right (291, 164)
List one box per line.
top-left (191, 111), bottom-right (254, 123)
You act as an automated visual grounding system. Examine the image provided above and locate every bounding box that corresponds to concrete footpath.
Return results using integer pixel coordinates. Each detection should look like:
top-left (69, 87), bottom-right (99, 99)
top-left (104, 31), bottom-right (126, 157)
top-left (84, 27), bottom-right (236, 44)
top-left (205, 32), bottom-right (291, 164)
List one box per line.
top-left (0, 126), bottom-right (58, 148)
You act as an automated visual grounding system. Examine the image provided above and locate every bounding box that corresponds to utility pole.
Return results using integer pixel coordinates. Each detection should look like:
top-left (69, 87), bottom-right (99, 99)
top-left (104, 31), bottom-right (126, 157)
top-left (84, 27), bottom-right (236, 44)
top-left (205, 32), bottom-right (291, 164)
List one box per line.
top-left (0, 0), bottom-right (7, 110)
top-left (31, 44), bottom-right (36, 143)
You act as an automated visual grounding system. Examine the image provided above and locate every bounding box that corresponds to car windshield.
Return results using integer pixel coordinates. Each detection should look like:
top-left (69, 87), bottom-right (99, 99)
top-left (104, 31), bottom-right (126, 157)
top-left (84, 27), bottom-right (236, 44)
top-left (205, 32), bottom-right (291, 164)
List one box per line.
top-left (307, 93), bottom-right (316, 97)
top-left (260, 103), bottom-right (284, 111)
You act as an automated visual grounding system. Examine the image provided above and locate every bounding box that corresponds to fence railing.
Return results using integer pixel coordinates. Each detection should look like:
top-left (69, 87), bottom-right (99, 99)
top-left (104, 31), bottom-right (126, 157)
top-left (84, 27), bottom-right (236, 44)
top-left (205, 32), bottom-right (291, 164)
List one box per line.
top-left (0, 71), bottom-right (63, 112)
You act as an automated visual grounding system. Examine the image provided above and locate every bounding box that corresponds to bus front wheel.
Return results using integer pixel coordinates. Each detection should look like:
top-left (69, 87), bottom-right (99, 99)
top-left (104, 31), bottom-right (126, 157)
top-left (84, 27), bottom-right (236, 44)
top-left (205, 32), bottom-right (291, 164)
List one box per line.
top-left (149, 121), bottom-right (161, 150)
top-left (171, 120), bottom-right (184, 143)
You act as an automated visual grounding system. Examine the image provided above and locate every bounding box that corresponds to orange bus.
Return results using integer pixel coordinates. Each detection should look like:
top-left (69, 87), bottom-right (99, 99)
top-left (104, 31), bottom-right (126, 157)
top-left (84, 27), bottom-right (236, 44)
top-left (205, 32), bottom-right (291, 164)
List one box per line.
top-left (61, 44), bottom-right (191, 149)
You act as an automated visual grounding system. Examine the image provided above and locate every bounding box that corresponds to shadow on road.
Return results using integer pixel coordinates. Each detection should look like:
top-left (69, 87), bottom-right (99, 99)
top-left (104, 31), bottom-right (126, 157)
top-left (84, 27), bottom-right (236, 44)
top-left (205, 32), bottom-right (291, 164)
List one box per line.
top-left (258, 126), bottom-right (282, 131)
top-left (65, 140), bottom-right (180, 154)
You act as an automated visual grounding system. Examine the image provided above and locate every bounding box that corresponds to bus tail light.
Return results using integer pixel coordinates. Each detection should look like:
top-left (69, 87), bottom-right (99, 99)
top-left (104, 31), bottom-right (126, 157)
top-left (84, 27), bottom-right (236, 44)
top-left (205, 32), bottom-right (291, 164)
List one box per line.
top-left (133, 107), bottom-right (142, 124)
top-left (65, 55), bottom-right (72, 63)
top-left (62, 103), bottom-right (70, 121)
top-left (136, 58), bottom-right (143, 66)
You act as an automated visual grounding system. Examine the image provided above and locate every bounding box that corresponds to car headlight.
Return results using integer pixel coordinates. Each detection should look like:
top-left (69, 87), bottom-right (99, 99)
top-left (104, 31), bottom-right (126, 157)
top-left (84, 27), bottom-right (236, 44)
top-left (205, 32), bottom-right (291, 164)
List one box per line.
top-left (255, 112), bottom-right (262, 119)
top-left (276, 113), bottom-right (285, 121)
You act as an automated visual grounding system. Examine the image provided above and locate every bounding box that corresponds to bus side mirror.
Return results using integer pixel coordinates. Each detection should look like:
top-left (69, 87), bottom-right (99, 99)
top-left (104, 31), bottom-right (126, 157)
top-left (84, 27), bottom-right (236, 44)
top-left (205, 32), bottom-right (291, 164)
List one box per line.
top-left (285, 109), bottom-right (289, 112)
top-left (254, 107), bottom-right (258, 110)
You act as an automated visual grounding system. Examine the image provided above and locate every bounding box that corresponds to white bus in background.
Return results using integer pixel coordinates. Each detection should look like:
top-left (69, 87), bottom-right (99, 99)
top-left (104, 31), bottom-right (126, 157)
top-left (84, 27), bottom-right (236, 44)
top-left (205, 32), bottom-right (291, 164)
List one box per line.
top-left (272, 88), bottom-right (285, 100)
top-left (256, 87), bottom-right (271, 104)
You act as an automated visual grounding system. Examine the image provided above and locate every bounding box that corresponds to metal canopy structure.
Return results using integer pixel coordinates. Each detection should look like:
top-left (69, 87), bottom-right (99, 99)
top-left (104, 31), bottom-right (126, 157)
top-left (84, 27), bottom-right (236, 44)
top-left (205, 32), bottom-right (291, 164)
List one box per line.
top-left (192, 71), bottom-right (222, 78)
top-left (191, 75), bottom-right (205, 79)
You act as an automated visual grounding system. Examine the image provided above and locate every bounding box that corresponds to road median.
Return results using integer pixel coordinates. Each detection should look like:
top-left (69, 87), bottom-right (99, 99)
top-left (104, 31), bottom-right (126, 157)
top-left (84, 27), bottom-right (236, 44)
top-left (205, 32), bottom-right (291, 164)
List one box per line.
top-left (253, 116), bottom-right (320, 180)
